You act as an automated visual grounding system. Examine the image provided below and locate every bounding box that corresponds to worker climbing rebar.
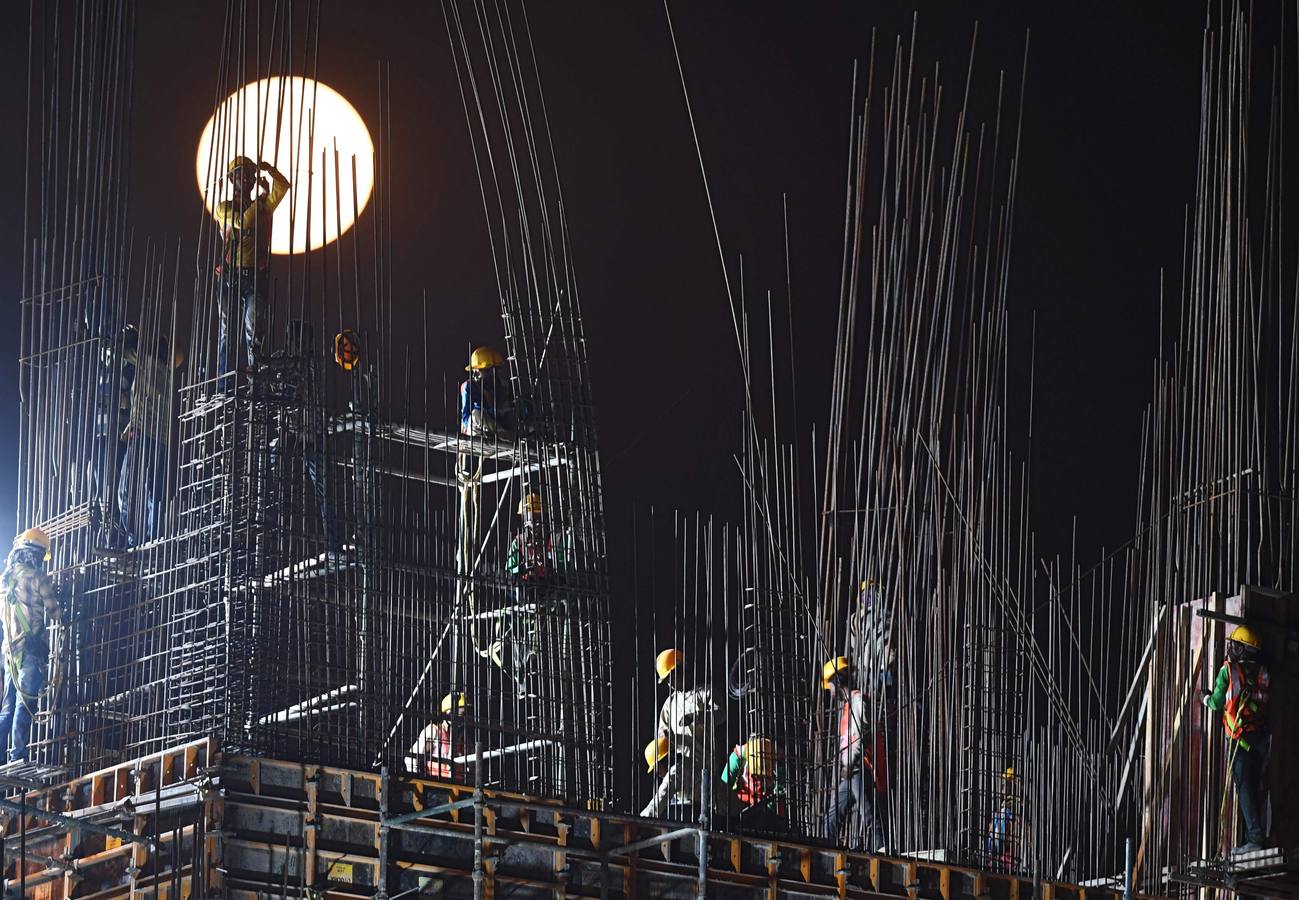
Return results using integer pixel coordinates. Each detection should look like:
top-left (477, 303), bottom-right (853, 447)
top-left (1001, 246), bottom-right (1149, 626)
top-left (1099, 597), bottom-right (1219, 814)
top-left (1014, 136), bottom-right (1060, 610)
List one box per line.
top-left (641, 648), bottom-right (718, 820)
top-left (823, 656), bottom-right (888, 850)
top-left (0, 529), bottom-right (62, 763)
top-left (83, 316), bottom-right (137, 546)
top-left (490, 491), bottom-right (570, 697)
top-left (983, 766), bottom-right (1027, 872)
top-left (118, 335), bottom-right (179, 546)
top-left (265, 321), bottom-right (340, 562)
top-left (212, 155), bottom-right (290, 378)
top-left (1202, 624), bottom-right (1271, 854)
top-left (406, 692), bottom-right (469, 781)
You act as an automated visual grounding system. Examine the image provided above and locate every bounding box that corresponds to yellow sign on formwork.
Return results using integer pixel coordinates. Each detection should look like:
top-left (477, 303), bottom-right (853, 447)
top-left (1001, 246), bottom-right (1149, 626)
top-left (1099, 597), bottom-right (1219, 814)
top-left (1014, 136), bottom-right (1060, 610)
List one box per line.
top-left (331, 861), bottom-right (354, 884)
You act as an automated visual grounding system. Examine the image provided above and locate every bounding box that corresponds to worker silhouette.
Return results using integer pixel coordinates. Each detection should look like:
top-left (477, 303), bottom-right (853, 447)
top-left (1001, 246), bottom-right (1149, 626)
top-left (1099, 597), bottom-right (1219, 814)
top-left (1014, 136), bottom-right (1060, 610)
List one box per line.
top-left (1202, 624), bottom-right (1271, 854)
top-left (211, 156), bottom-right (290, 377)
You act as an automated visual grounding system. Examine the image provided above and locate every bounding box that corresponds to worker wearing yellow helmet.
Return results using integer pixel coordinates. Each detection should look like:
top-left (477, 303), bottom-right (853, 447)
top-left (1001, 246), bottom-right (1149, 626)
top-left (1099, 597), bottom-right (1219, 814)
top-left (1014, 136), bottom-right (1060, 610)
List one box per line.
top-left (459, 345), bottom-right (515, 442)
top-left (211, 154), bottom-right (290, 377)
top-left (1202, 623), bottom-right (1271, 853)
top-left (984, 764), bottom-right (1025, 872)
top-left (0, 528), bottom-right (62, 761)
top-left (720, 734), bottom-right (789, 833)
top-left (822, 655), bottom-right (888, 848)
top-left (641, 647), bottom-right (718, 818)
top-left (494, 488), bottom-right (573, 698)
top-left (406, 692), bottom-right (469, 781)
top-left (848, 578), bottom-right (896, 689)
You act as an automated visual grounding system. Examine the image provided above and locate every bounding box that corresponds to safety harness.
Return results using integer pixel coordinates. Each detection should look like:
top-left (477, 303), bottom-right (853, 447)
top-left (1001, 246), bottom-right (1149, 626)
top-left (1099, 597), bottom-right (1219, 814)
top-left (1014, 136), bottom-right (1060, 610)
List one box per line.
top-left (1223, 661), bottom-right (1269, 751)
top-left (0, 565), bottom-right (46, 713)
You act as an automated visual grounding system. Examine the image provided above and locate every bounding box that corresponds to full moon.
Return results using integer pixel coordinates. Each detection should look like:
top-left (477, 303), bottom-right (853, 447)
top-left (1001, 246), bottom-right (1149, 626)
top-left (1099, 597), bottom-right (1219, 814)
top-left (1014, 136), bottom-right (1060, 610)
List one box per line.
top-left (196, 77), bottom-right (374, 255)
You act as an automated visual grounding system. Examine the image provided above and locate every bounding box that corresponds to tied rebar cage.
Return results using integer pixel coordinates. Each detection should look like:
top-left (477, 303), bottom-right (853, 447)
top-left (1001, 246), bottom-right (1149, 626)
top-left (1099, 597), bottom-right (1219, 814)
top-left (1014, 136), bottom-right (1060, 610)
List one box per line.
top-left (13, 0), bottom-right (615, 812)
top-left (9, 0), bottom-right (1299, 895)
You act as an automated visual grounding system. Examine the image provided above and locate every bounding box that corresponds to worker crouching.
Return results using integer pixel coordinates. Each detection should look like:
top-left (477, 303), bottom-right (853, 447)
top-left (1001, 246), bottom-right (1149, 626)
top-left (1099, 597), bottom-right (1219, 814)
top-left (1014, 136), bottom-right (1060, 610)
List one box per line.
top-left (721, 735), bottom-right (789, 834)
top-left (406, 693), bottom-right (470, 781)
top-left (1202, 625), bottom-right (1271, 854)
top-left (0, 529), bottom-right (62, 762)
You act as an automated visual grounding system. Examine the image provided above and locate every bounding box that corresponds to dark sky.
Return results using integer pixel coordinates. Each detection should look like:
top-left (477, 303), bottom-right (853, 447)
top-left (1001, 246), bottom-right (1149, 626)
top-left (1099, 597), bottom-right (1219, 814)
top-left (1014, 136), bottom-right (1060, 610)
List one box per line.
top-left (0, 3), bottom-right (1205, 571)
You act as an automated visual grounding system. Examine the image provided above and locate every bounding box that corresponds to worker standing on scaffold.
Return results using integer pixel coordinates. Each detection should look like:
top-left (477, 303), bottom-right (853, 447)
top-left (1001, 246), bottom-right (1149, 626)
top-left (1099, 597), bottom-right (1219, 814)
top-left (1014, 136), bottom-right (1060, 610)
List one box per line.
top-left (1202, 624), bottom-right (1271, 854)
top-left (823, 656), bottom-right (888, 850)
top-left (459, 346), bottom-right (515, 442)
top-left (212, 155), bottom-right (290, 378)
top-left (0, 529), bottom-right (61, 763)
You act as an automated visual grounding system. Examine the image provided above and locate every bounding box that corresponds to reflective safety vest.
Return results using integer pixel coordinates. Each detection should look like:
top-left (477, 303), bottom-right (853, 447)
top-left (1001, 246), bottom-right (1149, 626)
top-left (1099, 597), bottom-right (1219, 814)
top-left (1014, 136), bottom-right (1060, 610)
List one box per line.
top-left (424, 721), bottom-right (461, 780)
top-left (0, 567), bottom-right (39, 654)
top-left (728, 745), bottom-right (786, 813)
top-left (1223, 661), bottom-right (1269, 741)
top-left (838, 689), bottom-right (889, 793)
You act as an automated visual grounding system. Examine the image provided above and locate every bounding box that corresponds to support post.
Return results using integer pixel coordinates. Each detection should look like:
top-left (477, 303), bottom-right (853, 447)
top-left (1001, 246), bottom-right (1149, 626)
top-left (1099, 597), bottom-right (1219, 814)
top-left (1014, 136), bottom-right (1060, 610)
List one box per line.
top-left (376, 766), bottom-right (389, 900)
top-left (1123, 836), bottom-right (1133, 900)
top-left (696, 766), bottom-right (709, 899)
top-left (473, 741), bottom-right (484, 900)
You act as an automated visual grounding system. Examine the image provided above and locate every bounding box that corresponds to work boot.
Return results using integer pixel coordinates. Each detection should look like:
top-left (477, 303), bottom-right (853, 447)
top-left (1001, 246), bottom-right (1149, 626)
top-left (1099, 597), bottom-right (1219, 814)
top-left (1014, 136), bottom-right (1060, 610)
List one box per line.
top-left (1232, 841), bottom-right (1264, 855)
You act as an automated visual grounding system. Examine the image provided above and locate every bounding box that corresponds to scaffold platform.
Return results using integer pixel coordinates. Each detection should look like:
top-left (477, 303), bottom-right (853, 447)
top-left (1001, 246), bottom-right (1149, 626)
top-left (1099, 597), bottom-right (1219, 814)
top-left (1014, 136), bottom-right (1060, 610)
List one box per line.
top-left (0, 737), bottom-right (1144, 899)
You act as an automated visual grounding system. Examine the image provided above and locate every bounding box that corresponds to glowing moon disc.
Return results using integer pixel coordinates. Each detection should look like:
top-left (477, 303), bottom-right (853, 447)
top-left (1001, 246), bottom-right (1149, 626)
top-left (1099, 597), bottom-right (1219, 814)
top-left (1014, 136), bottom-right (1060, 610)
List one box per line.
top-left (196, 77), bottom-right (374, 255)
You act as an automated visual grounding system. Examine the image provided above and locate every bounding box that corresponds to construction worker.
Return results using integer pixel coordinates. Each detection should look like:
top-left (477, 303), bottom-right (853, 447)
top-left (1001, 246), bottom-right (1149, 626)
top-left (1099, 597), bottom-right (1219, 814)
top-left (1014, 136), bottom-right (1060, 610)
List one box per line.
top-left (212, 155), bottom-right (290, 377)
top-left (406, 693), bottom-right (469, 781)
top-left (1202, 624), bottom-right (1271, 853)
top-left (720, 734), bottom-right (789, 832)
top-left (505, 491), bottom-right (570, 582)
top-left (823, 656), bottom-right (888, 849)
top-left (87, 322), bottom-right (137, 546)
top-left (641, 648), bottom-right (718, 819)
top-left (847, 579), bottom-right (895, 689)
top-left (117, 336), bottom-right (178, 546)
top-left (459, 346), bottom-right (514, 440)
top-left (0, 529), bottom-right (61, 762)
top-left (984, 767), bottom-right (1024, 872)
top-left (264, 321), bottom-right (338, 559)
top-left (492, 492), bottom-right (570, 696)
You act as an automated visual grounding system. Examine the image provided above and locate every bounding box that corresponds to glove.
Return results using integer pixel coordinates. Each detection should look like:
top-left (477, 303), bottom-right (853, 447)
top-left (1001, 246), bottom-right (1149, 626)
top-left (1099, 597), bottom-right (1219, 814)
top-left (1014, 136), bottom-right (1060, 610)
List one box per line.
top-left (1201, 693), bottom-right (1213, 708)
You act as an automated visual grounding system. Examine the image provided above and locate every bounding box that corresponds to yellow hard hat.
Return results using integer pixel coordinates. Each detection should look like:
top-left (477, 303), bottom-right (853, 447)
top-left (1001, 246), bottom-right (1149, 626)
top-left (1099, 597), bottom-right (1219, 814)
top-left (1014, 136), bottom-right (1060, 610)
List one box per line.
top-left (466, 346), bottom-right (505, 371)
top-left (334, 330), bottom-right (362, 371)
top-left (440, 692), bottom-right (466, 716)
top-left (518, 492), bottom-right (542, 516)
top-left (821, 656), bottom-right (854, 690)
top-left (644, 734), bottom-right (670, 772)
top-left (227, 155), bottom-right (256, 175)
top-left (655, 648), bottom-right (680, 683)
top-left (1229, 625), bottom-right (1261, 649)
top-left (14, 528), bottom-right (51, 562)
top-left (1003, 766), bottom-right (1016, 780)
top-left (744, 737), bottom-right (776, 775)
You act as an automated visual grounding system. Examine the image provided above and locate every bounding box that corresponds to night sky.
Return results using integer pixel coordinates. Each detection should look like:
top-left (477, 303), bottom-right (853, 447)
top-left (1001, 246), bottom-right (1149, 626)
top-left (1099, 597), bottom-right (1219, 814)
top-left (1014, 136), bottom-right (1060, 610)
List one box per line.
top-left (0, 3), bottom-right (1205, 579)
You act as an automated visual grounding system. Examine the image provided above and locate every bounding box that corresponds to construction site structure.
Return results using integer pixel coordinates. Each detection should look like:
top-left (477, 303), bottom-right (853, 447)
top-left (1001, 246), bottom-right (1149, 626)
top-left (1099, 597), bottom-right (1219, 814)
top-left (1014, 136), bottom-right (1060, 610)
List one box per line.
top-left (7, 1), bottom-right (1299, 897)
top-left (0, 735), bottom-right (1149, 899)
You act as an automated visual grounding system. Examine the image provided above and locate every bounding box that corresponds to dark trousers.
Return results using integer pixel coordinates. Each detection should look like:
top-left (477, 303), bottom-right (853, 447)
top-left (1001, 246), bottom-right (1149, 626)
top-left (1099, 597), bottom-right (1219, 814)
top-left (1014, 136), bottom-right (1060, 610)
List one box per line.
top-left (89, 434), bottom-right (127, 545)
top-left (118, 435), bottom-right (168, 546)
top-left (269, 435), bottom-right (337, 552)
top-left (826, 765), bottom-right (886, 848)
top-left (0, 644), bottom-right (48, 762)
top-left (1232, 734), bottom-right (1270, 844)
top-left (217, 270), bottom-right (265, 376)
